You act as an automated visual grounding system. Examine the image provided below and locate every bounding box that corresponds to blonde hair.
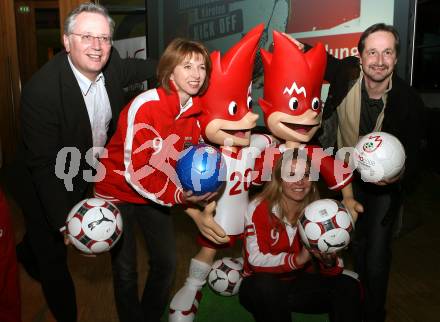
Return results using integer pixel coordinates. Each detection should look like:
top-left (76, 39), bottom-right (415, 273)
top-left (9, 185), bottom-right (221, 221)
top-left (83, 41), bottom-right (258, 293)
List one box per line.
top-left (157, 38), bottom-right (212, 95)
top-left (255, 149), bottom-right (319, 226)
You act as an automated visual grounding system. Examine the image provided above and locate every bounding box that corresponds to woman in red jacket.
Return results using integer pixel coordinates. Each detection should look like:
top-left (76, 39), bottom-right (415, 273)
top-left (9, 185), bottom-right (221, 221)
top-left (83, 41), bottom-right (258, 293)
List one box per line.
top-left (240, 150), bottom-right (362, 322)
top-left (94, 38), bottom-right (227, 322)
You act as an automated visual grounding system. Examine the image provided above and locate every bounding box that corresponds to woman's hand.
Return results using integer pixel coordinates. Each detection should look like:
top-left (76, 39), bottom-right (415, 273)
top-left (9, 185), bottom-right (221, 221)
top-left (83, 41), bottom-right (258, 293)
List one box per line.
top-left (183, 190), bottom-right (218, 207)
top-left (312, 251), bottom-right (338, 267)
top-left (185, 201), bottom-right (230, 245)
top-left (342, 196), bottom-right (364, 223)
top-left (341, 184), bottom-right (363, 222)
top-left (296, 246), bottom-right (312, 266)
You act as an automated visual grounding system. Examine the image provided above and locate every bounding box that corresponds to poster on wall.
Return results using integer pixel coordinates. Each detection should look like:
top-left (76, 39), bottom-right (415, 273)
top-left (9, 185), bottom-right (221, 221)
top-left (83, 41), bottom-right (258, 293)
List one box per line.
top-left (151, 0), bottom-right (395, 123)
top-left (113, 36), bottom-right (149, 98)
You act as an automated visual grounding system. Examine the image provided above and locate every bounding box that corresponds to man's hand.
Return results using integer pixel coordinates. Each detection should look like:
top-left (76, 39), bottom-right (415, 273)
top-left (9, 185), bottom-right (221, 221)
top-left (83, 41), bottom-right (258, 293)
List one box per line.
top-left (185, 201), bottom-right (230, 245)
top-left (64, 232), bottom-right (70, 246)
top-left (63, 227), bottom-right (96, 257)
top-left (281, 32), bottom-right (305, 51)
top-left (375, 165), bottom-right (405, 186)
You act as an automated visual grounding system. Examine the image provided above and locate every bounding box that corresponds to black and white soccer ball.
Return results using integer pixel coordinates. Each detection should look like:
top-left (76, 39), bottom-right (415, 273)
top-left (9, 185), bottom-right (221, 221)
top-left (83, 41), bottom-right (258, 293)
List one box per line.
top-left (65, 198), bottom-right (123, 255)
top-left (298, 199), bottom-right (354, 254)
top-left (208, 257), bottom-right (243, 296)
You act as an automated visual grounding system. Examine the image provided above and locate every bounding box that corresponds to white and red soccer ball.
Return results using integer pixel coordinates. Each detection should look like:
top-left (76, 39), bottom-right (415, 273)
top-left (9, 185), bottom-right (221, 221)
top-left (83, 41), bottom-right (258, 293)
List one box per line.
top-left (65, 198), bottom-right (123, 255)
top-left (353, 131), bottom-right (406, 182)
top-left (298, 199), bottom-right (354, 254)
top-left (208, 257), bottom-right (243, 296)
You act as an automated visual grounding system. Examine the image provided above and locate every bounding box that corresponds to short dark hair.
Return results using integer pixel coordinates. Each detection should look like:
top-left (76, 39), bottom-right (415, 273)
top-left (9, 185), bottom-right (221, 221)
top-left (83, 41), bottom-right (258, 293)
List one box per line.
top-left (357, 23), bottom-right (400, 57)
top-left (157, 38), bottom-right (212, 95)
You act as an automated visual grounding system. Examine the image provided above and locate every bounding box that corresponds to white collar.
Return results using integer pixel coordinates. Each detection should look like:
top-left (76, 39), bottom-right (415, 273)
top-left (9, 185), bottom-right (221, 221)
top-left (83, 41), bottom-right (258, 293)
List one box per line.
top-left (68, 55), bottom-right (104, 96)
top-left (180, 97), bottom-right (193, 112)
top-left (176, 97), bottom-right (193, 119)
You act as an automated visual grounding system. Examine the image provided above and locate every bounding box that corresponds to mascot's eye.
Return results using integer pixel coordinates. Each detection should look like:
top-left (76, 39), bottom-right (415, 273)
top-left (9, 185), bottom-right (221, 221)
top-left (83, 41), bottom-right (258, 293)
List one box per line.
top-left (228, 101), bottom-right (238, 115)
top-left (289, 97), bottom-right (299, 110)
top-left (311, 97), bottom-right (320, 110)
top-left (247, 96), bottom-right (253, 109)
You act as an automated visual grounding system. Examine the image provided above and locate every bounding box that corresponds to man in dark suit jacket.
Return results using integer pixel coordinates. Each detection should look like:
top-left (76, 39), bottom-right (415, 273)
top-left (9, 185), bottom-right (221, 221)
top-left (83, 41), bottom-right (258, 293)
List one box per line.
top-left (282, 23), bottom-right (425, 322)
top-left (5, 3), bottom-right (156, 322)
top-left (318, 24), bottom-right (424, 322)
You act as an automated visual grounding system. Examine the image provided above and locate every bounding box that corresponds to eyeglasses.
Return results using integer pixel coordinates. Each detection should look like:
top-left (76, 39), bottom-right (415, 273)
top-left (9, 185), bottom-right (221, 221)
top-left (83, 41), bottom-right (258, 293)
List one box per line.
top-left (70, 33), bottom-right (112, 45)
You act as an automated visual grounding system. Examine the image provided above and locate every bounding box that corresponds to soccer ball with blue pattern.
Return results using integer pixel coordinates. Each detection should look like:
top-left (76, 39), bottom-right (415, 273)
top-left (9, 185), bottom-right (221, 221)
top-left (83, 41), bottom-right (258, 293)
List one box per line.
top-left (176, 144), bottom-right (226, 195)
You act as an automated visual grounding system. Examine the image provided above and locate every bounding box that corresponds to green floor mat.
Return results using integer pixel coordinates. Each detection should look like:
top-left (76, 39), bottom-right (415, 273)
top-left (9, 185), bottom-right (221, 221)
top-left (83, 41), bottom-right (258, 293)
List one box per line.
top-left (164, 285), bottom-right (329, 322)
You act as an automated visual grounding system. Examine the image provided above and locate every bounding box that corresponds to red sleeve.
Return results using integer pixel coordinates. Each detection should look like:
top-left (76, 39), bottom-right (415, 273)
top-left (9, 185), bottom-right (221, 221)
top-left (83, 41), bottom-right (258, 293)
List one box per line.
top-left (124, 106), bottom-right (184, 206)
top-left (243, 200), bottom-right (305, 274)
top-left (305, 145), bottom-right (353, 191)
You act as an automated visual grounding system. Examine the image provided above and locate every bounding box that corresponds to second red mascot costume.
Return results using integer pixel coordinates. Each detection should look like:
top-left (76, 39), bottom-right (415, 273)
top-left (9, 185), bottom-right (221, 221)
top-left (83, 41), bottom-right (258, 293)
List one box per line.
top-left (259, 31), bottom-right (353, 191)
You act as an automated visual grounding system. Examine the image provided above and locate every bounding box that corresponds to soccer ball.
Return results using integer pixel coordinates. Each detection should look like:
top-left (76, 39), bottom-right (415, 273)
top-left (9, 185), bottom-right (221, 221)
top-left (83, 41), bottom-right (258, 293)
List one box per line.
top-left (353, 131), bottom-right (406, 182)
top-left (208, 257), bottom-right (243, 296)
top-left (65, 198), bottom-right (123, 255)
top-left (298, 199), bottom-right (354, 254)
top-left (176, 144), bottom-right (226, 195)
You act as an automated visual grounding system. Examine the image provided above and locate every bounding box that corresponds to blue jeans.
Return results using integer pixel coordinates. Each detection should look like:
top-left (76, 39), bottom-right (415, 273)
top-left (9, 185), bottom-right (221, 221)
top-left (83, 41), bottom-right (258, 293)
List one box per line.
top-left (352, 179), bottom-right (402, 322)
top-left (111, 203), bottom-right (177, 322)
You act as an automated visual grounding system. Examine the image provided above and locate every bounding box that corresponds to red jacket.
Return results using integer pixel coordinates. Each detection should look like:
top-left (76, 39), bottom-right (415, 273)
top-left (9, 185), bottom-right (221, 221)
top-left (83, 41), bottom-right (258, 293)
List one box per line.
top-left (95, 86), bottom-right (202, 206)
top-left (243, 198), bottom-right (343, 278)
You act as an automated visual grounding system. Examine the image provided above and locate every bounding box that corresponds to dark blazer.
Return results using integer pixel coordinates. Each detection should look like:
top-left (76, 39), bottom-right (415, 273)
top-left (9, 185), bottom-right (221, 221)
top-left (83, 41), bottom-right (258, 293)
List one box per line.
top-left (9, 49), bottom-right (156, 230)
top-left (321, 53), bottom-right (425, 186)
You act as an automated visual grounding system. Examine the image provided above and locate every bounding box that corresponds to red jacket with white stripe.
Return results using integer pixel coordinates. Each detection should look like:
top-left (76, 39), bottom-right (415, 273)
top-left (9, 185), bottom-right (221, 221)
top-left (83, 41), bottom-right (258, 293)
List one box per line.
top-left (243, 198), bottom-right (343, 278)
top-left (95, 86), bottom-right (202, 206)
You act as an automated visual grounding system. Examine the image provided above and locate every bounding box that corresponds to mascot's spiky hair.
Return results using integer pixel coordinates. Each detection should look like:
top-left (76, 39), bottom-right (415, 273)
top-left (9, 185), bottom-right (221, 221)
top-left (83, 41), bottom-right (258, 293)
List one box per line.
top-left (259, 31), bottom-right (327, 126)
top-left (198, 24), bottom-right (264, 136)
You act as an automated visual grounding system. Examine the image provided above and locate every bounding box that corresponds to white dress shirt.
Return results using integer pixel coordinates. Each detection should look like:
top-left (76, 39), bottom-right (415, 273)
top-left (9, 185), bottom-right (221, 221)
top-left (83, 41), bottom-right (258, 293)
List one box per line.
top-left (68, 56), bottom-right (112, 163)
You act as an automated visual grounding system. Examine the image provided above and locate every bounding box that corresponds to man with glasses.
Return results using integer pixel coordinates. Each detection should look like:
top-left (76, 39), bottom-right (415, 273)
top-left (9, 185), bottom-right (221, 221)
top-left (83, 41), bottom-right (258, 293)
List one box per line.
top-left (6, 3), bottom-right (156, 322)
